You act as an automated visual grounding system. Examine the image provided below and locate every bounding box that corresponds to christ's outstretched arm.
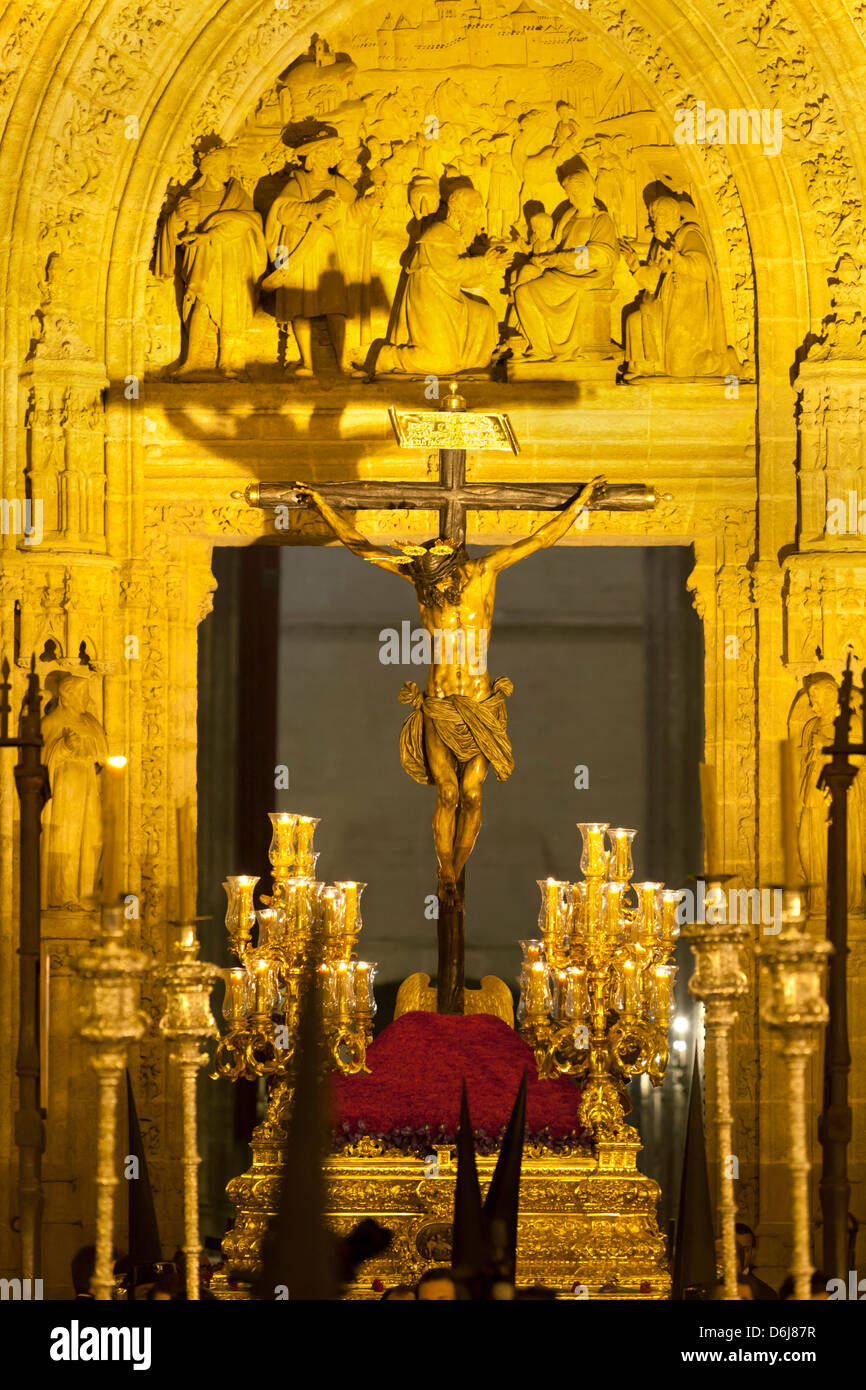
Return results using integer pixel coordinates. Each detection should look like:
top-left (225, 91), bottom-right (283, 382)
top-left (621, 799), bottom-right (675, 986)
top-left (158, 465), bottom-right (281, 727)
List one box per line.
top-left (293, 484), bottom-right (413, 579)
top-left (480, 476), bottom-right (604, 574)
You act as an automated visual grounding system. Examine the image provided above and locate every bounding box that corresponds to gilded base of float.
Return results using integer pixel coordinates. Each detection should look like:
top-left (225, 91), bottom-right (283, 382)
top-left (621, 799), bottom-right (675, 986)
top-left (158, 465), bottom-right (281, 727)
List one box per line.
top-left (211, 1128), bottom-right (670, 1300)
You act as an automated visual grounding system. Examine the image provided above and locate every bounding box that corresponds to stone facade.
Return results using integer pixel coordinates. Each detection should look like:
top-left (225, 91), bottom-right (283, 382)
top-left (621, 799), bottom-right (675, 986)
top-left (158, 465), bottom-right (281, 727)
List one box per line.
top-left (0, 0), bottom-right (864, 1294)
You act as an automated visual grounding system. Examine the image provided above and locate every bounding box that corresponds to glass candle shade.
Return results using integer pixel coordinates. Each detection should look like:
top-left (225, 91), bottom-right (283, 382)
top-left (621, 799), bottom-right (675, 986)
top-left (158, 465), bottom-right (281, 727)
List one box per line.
top-left (577, 822), bottom-right (610, 877)
top-left (354, 961), bottom-right (377, 1013)
top-left (334, 882), bottom-right (366, 935)
top-left (620, 957), bottom-right (641, 1015)
top-left (603, 880), bottom-right (628, 942)
top-left (525, 960), bottom-right (552, 1015)
top-left (268, 812), bottom-right (298, 879)
top-left (636, 882), bottom-right (663, 944)
top-left (255, 908), bottom-right (278, 953)
top-left (651, 963), bottom-right (676, 1025)
top-left (222, 968), bottom-right (247, 1026)
top-left (519, 938), bottom-right (546, 967)
top-left (223, 876), bottom-right (259, 958)
top-left (322, 887), bottom-right (345, 940)
top-left (537, 879), bottom-right (570, 965)
top-left (294, 817), bottom-right (321, 877)
top-left (660, 890), bottom-right (681, 948)
top-left (559, 965), bottom-right (589, 1022)
top-left (250, 957), bottom-right (278, 1017)
top-left (608, 827), bottom-right (637, 882)
top-left (325, 961), bottom-right (354, 1011)
top-left (570, 882), bottom-right (587, 939)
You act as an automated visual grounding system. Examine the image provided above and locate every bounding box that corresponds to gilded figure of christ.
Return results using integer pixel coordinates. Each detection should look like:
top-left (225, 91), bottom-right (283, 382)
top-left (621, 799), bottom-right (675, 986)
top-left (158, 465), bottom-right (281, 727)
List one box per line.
top-left (293, 478), bottom-right (602, 902)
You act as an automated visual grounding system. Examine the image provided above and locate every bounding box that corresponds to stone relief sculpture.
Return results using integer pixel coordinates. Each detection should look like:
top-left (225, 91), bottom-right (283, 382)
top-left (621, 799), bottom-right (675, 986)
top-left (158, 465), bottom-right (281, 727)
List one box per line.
top-left (155, 145), bottom-right (267, 377)
top-left (620, 193), bottom-right (739, 380)
top-left (146, 8), bottom-right (747, 383)
top-left (789, 673), bottom-right (866, 914)
top-left (375, 186), bottom-right (507, 375)
top-left (512, 169), bottom-right (619, 361)
top-left (41, 672), bottom-right (109, 910)
top-left (263, 130), bottom-right (372, 375)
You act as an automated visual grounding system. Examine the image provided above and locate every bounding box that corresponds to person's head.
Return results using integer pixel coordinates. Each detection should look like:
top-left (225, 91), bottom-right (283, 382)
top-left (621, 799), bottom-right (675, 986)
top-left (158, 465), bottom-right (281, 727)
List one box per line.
top-left (416, 1267), bottom-right (457, 1300)
top-left (301, 133), bottom-right (343, 174)
top-left (649, 194), bottom-right (682, 241)
top-left (56, 673), bottom-right (89, 713)
top-left (198, 146), bottom-right (232, 185)
top-left (446, 186), bottom-right (485, 242)
top-left (529, 211), bottom-right (553, 241)
top-left (381, 1284), bottom-right (416, 1301)
top-left (561, 169), bottom-right (595, 213)
top-left (806, 674), bottom-right (838, 719)
top-left (70, 1244), bottom-right (96, 1296)
top-left (407, 540), bottom-right (470, 608)
top-left (734, 1221), bottom-right (756, 1274)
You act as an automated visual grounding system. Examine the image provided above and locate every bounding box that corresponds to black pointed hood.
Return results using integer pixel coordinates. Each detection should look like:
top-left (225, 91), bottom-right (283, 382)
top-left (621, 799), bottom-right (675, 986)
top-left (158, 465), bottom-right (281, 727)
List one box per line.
top-left (482, 1069), bottom-right (527, 1286)
top-left (671, 1047), bottom-right (717, 1297)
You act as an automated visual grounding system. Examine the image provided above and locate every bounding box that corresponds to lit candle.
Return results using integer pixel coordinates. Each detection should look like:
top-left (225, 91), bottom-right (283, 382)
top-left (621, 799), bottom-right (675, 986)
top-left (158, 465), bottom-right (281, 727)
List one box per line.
top-left (295, 816), bottom-right (320, 875)
top-left (354, 961), bottom-right (375, 1011)
top-left (176, 800), bottom-right (195, 922)
top-left (334, 962), bottom-right (353, 1008)
top-left (528, 961), bottom-right (549, 1013)
top-left (780, 739), bottom-right (801, 886)
top-left (223, 968), bottom-right (246, 1025)
top-left (621, 958), bottom-right (639, 1014)
top-left (322, 888), bottom-right (342, 938)
top-left (545, 877), bottom-right (558, 927)
top-left (100, 755), bottom-right (127, 905)
top-left (253, 958), bottom-right (272, 1015)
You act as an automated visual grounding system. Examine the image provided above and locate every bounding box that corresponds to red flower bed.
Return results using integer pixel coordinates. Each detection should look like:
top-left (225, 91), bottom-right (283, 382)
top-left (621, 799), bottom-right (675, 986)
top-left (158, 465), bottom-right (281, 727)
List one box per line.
top-left (332, 1012), bottom-right (584, 1153)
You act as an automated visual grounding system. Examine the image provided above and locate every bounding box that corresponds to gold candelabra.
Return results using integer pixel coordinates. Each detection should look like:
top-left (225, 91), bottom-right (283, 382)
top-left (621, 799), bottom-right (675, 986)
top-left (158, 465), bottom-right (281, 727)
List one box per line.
top-left (156, 922), bottom-right (221, 1301)
top-left (519, 822), bottom-right (679, 1144)
top-left (755, 887), bottom-right (831, 1301)
top-left (77, 907), bottom-right (149, 1300)
top-left (212, 812), bottom-right (376, 1109)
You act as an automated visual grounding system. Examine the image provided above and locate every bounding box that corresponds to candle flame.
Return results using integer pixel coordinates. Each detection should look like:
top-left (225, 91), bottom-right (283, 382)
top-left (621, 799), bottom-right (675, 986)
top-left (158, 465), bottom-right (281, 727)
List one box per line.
top-left (106, 755), bottom-right (127, 768)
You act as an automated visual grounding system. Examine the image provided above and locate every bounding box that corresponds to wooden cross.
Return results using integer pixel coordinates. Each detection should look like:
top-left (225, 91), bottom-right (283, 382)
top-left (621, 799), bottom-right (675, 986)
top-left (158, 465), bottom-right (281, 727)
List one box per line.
top-left (242, 382), bottom-right (659, 538)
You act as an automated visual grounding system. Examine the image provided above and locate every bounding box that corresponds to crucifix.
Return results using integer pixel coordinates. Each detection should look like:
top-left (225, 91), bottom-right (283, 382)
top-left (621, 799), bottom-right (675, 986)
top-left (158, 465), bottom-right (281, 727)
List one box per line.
top-left (241, 382), bottom-right (660, 1013)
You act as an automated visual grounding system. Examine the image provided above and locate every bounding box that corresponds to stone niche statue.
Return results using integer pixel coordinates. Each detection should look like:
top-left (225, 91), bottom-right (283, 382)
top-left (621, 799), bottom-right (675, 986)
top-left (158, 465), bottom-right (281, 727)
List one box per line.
top-left (263, 130), bottom-right (370, 376)
top-left (511, 168), bottom-right (619, 361)
top-left (155, 146), bottom-right (267, 377)
top-left (41, 673), bottom-right (109, 910)
top-left (621, 193), bottom-right (739, 379)
top-left (375, 185), bottom-right (507, 376)
top-left (789, 673), bottom-right (866, 914)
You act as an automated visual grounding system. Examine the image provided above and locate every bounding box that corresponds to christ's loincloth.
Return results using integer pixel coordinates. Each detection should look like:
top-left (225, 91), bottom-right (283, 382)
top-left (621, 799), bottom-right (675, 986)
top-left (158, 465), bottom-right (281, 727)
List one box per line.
top-left (398, 678), bottom-right (514, 785)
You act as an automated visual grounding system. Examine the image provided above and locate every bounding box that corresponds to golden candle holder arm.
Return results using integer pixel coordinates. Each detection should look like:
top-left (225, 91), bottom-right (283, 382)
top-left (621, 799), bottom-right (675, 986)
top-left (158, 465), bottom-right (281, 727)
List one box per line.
top-left (755, 888), bottom-right (831, 1302)
top-left (77, 907), bottom-right (149, 1300)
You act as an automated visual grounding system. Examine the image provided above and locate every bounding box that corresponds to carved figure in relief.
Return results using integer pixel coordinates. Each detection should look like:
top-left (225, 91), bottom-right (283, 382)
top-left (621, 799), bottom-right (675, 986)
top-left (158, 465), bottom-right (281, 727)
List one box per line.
top-left (512, 169), bottom-right (619, 360)
top-left (155, 147), bottom-right (267, 377)
top-left (620, 194), bottom-right (738, 379)
top-left (41, 673), bottom-right (109, 910)
top-left (790, 674), bottom-right (866, 913)
top-left (375, 186), bottom-right (507, 375)
top-left (263, 132), bottom-right (371, 375)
